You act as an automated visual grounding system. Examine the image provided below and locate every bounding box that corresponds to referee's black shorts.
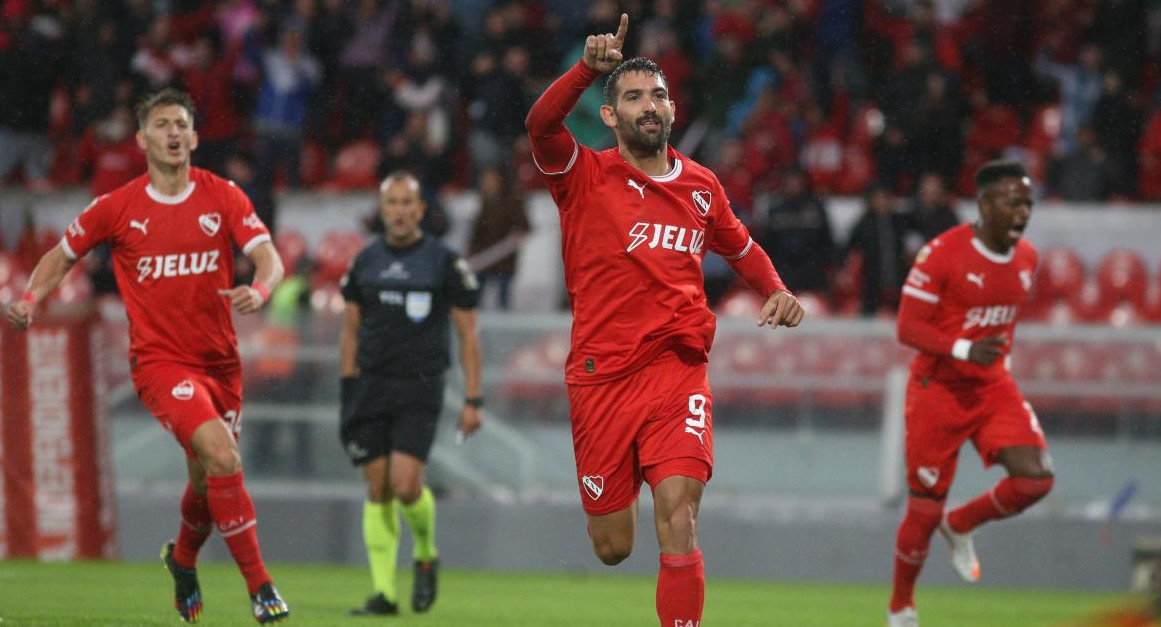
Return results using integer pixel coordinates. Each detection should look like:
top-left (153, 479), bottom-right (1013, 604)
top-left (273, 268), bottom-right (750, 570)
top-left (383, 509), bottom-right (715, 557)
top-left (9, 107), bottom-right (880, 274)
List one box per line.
top-left (340, 371), bottom-right (445, 466)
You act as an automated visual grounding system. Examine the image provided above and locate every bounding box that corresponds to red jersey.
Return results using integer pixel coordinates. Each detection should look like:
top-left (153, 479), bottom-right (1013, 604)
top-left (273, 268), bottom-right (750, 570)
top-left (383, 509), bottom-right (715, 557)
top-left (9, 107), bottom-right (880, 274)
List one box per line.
top-left (62, 168), bottom-right (271, 369)
top-left (528, 61), bottom-right (785, 385)
top-left (898, 223), bottom-right (1038, 383)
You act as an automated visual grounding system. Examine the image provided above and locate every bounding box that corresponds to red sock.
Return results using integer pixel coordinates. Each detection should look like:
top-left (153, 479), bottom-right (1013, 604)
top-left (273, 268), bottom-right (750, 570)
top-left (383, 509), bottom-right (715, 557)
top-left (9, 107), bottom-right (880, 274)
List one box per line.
top-left (657, 549), bottom-right (704, 627)
top-left (174, 483), bottom-right (212, 568)
top-left (206, 472), bottom-right (271, 595)
top-left (890, 496), bottom-right (944, 613)
top-left (947, 476), bottom-right (1054, 534)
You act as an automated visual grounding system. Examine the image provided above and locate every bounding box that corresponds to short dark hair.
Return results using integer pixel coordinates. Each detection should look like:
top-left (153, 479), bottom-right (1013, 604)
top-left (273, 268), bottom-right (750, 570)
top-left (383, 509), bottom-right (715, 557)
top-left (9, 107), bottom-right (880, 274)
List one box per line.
top-left (135, 88), bottom-right (196, 129)
top-left (603, 57), bottom-right (667, 106)
top-left (975, 160), bottom-right (1028, 192)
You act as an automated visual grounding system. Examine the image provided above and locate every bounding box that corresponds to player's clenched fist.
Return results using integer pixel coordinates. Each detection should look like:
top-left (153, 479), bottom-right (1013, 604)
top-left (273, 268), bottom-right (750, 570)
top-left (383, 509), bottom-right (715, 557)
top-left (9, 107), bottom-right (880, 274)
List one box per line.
top-left (6, 299), bottom-right (35, 330)
top-left (583, 13), bottom-right (629, 74)
top-left (758, 289), bottom-right (805, 329)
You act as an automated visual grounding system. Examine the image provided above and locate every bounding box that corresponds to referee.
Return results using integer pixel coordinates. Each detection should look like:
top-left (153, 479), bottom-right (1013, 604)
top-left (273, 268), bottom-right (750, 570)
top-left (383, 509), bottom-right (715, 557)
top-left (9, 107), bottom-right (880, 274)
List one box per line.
top-left (339, 171), bottom-right (483, 616)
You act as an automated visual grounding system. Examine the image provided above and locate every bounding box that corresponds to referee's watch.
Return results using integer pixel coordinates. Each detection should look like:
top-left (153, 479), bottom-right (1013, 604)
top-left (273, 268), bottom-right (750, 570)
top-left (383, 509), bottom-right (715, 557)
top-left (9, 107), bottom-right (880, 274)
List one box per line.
top-left (464, 396), bottom-right (484, 409)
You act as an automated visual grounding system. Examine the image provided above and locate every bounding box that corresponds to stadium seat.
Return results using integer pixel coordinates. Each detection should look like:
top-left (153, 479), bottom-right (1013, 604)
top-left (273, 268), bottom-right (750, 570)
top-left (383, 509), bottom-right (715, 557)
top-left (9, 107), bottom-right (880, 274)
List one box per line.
top-left (328, 140), bottom-right (381, 190)
top-left (1023, 246), bottom-right (1086, 321)
top-left (45, 266), bottom-right (94, 315)
top-left (313, 229), bottom-right (366, 284)
top-left (299, 140), bottom-right (329, 188)
top-left (274, 229), bottom-right (309, 276)
top-left (1072, 249), bottom-right (1149, 325)
top-left (716, 288), bottom-right (764, 318)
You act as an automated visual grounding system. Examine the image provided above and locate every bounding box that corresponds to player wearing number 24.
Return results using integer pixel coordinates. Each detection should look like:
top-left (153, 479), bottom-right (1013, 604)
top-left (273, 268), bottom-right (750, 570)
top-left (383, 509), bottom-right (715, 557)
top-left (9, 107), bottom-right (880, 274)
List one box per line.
top-left (6, 88), bottom-right (289, 624)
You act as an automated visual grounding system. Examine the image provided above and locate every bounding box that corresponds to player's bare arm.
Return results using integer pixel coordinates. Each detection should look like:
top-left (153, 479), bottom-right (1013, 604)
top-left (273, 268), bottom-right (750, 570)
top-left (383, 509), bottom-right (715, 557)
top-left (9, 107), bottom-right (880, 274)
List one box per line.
top-left (967, 335), bottom-right (1006, 366)
top-left (451, 306), bottom-right (483, 439)
top-left (6, 244), bottom-right (76, 330)
top-left (583, 13), bottom-right (628, 73)
top-left (339, 302), bottom-right (361, 378)
top-left (218, 241), bottom-right (284, 315)
top-left (758, 289), bottom-right (805, 329)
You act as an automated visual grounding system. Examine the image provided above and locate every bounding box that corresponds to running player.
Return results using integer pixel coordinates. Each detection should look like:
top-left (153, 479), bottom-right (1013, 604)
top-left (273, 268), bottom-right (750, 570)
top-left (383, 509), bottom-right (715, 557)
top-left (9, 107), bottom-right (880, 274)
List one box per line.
top-left (888, 160), bottom-right (1054, 627)
top-left (6, 88), bottom-right (289, 624)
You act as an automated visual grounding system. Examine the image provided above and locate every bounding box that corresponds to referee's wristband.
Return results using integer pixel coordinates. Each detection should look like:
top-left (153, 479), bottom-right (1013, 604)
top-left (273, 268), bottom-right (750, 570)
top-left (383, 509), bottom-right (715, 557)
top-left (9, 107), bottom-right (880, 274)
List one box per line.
top-left (464, 396), bottom-right (484, 408)
top-left (951, 338), bottom-right (973, 361)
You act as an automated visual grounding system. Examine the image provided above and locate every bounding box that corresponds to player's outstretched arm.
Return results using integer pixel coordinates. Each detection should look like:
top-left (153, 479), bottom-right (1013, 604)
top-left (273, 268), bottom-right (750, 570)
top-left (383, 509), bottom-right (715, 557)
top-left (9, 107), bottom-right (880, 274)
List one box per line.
top-left (759, 289), bottom-right (805, 329)
top-left (6, 245), bottom-right (76, 330)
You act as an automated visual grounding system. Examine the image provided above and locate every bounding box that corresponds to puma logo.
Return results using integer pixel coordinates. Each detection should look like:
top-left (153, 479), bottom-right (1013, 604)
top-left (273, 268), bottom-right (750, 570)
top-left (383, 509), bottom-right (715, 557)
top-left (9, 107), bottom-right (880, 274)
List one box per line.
top-left (129, 218), bottom-right (149, 235)
top-left (685, 426), bottom-right (706, 445)
top-left (627, 178), bottom-right (646, 198)
top-left (966, 272), bottom-right (985, 289)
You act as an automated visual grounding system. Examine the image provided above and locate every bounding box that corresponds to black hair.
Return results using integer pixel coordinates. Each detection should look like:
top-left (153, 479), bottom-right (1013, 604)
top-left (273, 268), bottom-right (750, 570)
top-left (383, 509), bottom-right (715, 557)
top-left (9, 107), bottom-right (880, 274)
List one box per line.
top-left (975, 160), bottom-right (1028, 193)
top-left (603, 57), bottom-right (667, 106)
top-left (135, 88), bottom-right (197, 129)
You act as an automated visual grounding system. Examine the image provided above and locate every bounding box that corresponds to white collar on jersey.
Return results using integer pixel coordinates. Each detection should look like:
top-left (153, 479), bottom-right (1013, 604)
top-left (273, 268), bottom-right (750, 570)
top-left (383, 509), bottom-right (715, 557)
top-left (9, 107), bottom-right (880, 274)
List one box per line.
top-left (649, 158), bottom-right (682, 182)
top-left (146, 181), bottom-right (197, 205)
top-left (970, 236), bottom-right (1015, 264)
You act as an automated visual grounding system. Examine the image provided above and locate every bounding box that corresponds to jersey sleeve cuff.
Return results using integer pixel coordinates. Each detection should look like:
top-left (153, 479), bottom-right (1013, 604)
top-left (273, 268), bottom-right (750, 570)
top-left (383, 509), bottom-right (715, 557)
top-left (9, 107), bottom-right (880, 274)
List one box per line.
top-left (242, 233), bottom-right (272, 255)
top-left (951, 338), bottom-right (972, 361)
top-left (902, 284), bottom-right (939, 304)
top-left (59, 237), bottom-right (78, 261)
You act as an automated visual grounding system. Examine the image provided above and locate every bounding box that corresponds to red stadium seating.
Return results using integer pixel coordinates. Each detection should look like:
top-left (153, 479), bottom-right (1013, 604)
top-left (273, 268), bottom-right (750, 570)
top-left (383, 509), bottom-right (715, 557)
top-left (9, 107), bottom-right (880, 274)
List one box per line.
top-left (313, 228), bottom-right (366, 285)
top-left (1022, 246), bottom-right (1086, 322)
top-left (328, 140), bottom-right (381, 190)
top-left (299, 140), bottom-right (329, 188)
top-left (274, 229), bottom-right (309, 276)
top-left (716, 288), bottom-right (764, 319)
top-left (1069, 249), bottom-right (1149, 324)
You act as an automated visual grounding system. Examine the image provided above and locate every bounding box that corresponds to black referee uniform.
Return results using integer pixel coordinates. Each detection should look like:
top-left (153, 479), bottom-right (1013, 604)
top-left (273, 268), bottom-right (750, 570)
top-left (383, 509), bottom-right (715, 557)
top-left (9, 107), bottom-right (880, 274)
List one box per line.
top-left (339, 234), bottom-right (481, 465)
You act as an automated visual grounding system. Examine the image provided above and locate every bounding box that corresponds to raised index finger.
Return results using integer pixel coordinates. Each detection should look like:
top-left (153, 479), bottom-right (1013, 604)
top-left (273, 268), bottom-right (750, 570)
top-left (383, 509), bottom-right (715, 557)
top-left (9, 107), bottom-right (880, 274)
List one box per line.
top-left (613, 13), bottom-right (628, 45)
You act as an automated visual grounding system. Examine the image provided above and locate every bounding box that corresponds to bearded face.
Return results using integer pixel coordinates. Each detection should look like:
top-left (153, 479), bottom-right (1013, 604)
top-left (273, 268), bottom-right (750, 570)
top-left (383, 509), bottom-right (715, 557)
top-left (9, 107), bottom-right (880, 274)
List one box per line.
top-left (614, 105), bottom-right (672, 154)
top-left (603, 70), bottom-right (675, 156)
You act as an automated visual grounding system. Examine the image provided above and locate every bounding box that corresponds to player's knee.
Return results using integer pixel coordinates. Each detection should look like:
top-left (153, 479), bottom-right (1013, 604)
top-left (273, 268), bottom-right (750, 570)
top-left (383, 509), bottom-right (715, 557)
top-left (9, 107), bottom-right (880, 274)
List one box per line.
top-left (201, 447), bottom-right (242, 477)
top-left (592, 536), bottom-right (633, 566)
top-left (393, 481), bottom-right (423, 505)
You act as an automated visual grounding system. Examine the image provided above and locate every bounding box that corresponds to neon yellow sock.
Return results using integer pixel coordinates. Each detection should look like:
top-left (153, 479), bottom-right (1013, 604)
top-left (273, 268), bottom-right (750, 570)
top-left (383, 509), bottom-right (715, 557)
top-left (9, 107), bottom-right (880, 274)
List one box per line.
top-left (399, 487), bottom-right (438, 562)
top-left (363, 500), bottom-right (400, 601)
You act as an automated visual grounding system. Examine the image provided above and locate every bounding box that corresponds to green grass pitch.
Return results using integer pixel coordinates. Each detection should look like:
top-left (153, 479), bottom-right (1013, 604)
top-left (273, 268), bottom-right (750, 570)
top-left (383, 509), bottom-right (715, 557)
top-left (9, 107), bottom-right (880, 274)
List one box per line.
top-left (0, 560), bottom-right (1129, 626)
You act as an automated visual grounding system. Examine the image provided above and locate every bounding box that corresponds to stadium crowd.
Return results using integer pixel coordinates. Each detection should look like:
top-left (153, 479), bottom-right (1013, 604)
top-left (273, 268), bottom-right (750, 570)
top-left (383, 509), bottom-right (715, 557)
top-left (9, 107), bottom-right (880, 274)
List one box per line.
top-left (1, 0), bottom-right (1160, 318)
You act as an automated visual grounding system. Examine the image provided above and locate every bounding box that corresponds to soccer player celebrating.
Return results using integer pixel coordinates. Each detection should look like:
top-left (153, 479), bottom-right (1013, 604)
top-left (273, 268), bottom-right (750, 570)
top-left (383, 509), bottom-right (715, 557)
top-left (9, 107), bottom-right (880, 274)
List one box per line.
top-left (339, 172), bottom-right (483, 617)
top-left (526, 14), bottom-right (803, 626)
top-left (888, 160), bottom-right (1054, 627)
top-left (6, 88), bottom-right (289, 624)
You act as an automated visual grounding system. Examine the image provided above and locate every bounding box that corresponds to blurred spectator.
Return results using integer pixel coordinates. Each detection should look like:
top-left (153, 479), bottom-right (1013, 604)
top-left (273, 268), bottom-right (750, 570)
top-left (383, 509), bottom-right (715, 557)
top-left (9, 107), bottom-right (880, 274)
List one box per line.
top-left (466, 47), bottom-right (531, 173)
top-left (129, 16), bottom-right (181, 91)
top-left (715, 138), bottom-right (756, 220)
top-left (902, 172), bottom-right (959, 261)
top-left (339, 0), bottom-right (398, 140)
top-left (1034, 43), bottom-right (1103, 153)
top-left (253, 22), bottom-right (320, 190)
top-left (1090, 70), bottom-right (1140, 198)
top-left (1050, 125), bottom-right (1113, 201)
top-left (385, 30), bottom-right (451, 150)
top-left (755, 167), bottom-right (836, 295)
top-left (843, 184), bottom-right (907, 316)
top-left (468, 165), bottom-right (530, 310)
top-left (76, 106), bottom-right (146, 196)
top-left (0, 0), bottom-right (64, 191)
top-left (225, 150), bottom-right (276, 234)
top-left (184, 33), bottom-right (241, 174)
top-left (907, 72), bottom-right (964, 186)
top-left (382, 111), bottom-right (449, 190)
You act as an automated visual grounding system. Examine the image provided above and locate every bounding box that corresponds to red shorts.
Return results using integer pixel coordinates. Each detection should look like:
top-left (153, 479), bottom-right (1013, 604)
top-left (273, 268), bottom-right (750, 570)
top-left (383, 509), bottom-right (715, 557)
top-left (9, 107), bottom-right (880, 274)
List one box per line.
top-left (568, 351), bottom-right (713, 516)
top-left (133, 362), bottom-right (243, 458)
top-left (905, 374), bottom-right (1048, 497)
